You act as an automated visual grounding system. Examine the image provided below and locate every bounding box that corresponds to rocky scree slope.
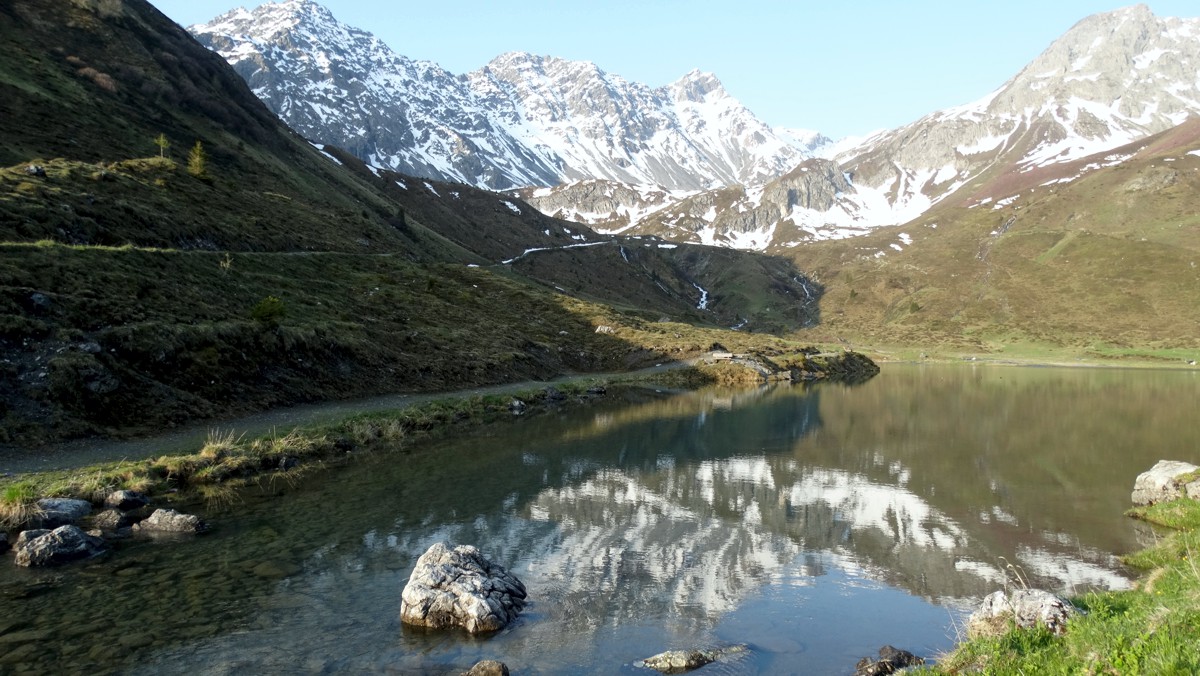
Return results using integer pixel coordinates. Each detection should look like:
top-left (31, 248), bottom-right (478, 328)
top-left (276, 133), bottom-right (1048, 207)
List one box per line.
top-left (189, 0), bottom-right (807, 191)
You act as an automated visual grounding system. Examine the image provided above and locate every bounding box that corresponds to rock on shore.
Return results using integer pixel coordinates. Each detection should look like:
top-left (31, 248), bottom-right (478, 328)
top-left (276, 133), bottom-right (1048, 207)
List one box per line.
top-left (1131, 460), bottom-right (1200, 506)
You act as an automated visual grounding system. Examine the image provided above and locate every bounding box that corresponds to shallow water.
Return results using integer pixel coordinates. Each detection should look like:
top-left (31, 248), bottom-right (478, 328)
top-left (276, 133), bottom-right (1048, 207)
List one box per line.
top-left (2, 364), bottom-right (1199, 674)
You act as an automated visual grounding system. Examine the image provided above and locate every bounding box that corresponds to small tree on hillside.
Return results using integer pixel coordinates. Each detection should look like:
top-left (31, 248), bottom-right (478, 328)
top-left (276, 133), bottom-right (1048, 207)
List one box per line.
top-left (154, 133), bottom-right (170, 159)
top-left (187, 140), bottom-right (208, 178)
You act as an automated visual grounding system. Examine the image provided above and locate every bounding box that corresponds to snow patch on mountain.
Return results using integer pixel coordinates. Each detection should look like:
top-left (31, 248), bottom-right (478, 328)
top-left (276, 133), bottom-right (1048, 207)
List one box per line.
top-left (191, 0), bottom-right (808, 191)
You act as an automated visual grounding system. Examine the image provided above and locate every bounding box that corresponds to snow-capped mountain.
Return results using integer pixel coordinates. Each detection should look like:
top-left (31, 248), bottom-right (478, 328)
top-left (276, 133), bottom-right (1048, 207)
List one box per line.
top-left (834, 4), bottom-right (1200, 227)
top-left (189, 0), bottom-right (808, 191)
top-left (568, 4), bottom-right (1200, 250)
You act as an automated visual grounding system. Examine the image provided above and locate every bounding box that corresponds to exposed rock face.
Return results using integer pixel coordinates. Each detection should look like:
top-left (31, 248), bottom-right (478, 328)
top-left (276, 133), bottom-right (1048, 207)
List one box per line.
top-left (968, 589), bottom-right (1080, 637)
top-left (1131, 460), bottom-right (1200, 506)
top-left (189, 1), bottom-right (806, 191)
top-left (14, 525), bottom-right (108, 567)
top-left (853, 645), bottom-right (925, 675)
top-left (399, 542), bottom-right (526, 634)
top-left (639, 645), bottom-right (748, 674)
top-left (34, 498), bottom-right (91, 528)
top-left (131, 509), bottom-right (208, 535)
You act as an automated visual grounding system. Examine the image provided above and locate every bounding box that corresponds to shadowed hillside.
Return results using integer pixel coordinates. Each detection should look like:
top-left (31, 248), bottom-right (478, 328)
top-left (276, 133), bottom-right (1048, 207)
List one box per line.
top-left (0, 0), bottom-right (839, 444)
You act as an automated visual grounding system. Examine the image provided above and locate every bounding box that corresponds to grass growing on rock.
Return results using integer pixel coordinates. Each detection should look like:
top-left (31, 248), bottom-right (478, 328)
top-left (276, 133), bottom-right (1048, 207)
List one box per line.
top-left (935, 499), bottom-right (1200, 674)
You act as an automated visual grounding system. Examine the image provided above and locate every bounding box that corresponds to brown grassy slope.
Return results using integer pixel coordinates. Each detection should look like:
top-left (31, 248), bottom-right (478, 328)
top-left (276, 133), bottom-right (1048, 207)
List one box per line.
top-left (785, 122), bottom-right (1200, 353)
top-left (0, 0), bottom-right (471, 258)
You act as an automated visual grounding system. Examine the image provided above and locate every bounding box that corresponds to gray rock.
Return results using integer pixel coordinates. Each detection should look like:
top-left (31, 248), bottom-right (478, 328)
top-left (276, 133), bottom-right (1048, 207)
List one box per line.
top-left (640, 645), bottom-right (748, 674)
top-left (14, 525), bottom-right (108, 567)
top-left (854, 645), bottom-right (925, 675)
top-left (1131, 460), bottom-right (1200, 506)
top-left (92, 509), bottom-right (135, 531)
top-left (463, 660), bottom-right (509, 676)
top-left (400, 542), bottom-right (526, 634)
top-left (967, 589), bottom-right (1079, 637)
top-left (35, 498), bottom-right (92, 527)
top-left (14, 529), bottom-right (49, 550)
top-left (24, 164), bottom-right (46, 178)
top-left (132, 508), bottom-right (208, 535)
top-left (104, 490), bottom-right (149, 511)
top-left (508, 398), bottom-right (527, 415)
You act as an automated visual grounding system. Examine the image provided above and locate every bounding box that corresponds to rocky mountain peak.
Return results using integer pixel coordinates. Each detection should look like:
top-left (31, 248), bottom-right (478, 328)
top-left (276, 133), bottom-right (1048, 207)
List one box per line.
top-left (191, 1), bottom-right (809, 191)
top-left (669, 69), bottom-right (726, 102)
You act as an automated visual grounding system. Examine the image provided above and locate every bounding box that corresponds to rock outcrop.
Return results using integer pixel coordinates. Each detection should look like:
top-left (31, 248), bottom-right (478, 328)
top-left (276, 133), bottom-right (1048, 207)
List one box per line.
top-left (1131, 460), bottom-right (1200, 506)
top-left (967, 589), bottom-right (1080, 638)
top-left (399, 542), bottom-right (526, 634)
top-left (13, 525), bottom-right (108, 567)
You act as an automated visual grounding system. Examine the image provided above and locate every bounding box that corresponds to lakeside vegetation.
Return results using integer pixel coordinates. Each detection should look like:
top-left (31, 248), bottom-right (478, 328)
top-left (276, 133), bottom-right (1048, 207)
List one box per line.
top-left (933, 497), bottom-right (1200, 674)
top-left (0, 348), bottom-right (876, 525)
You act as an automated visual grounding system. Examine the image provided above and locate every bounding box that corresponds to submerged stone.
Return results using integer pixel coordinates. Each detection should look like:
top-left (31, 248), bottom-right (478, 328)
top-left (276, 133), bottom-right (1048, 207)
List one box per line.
top-left (639, 645), bottom-right (748, 674)
top-left (104, 490), bottom-right (149, 511)
top-left (853, 645), bottom-right (925, 675)
top-left (399, 542), bottom-right (526, 634)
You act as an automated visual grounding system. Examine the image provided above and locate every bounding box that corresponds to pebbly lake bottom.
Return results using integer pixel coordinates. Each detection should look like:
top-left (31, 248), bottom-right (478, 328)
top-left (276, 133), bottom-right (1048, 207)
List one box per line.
top-left (2, 363), bottom-right (1199, 674)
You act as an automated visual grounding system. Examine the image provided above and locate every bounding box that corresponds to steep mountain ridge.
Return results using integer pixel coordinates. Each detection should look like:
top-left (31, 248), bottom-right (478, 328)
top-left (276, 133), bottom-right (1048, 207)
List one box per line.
top-left (190, 0), bottom-right (807, 191)
top-left (0, 0), bottom-right (832, 444)
top-left (587, 4), bottom-right (1200, 251)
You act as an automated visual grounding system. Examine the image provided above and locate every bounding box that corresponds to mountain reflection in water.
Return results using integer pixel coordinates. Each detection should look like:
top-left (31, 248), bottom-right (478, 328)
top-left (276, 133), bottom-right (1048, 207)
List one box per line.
top-left (6, 365), bottom-right (1197, 674)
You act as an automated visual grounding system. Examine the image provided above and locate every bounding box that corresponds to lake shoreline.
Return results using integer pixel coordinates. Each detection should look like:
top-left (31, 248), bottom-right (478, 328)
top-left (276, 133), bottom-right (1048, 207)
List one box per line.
top-left (0, 352), bottom-right (876, 527)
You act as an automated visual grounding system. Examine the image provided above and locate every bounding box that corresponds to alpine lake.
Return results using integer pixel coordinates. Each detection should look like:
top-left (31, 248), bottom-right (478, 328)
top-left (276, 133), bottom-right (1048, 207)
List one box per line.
top-left (2, 363), bottom-right (1199, 674)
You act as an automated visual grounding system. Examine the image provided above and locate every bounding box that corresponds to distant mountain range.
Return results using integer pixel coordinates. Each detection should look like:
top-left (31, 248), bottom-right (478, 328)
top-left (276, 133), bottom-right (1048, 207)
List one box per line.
top-left (190, 0), bottom-right (813, 191)
top-left (191, 2), bottom-right (1200, 252)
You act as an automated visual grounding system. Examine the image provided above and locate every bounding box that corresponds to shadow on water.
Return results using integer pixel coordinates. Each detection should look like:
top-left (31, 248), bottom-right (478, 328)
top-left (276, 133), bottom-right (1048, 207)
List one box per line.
top-left (1, 365), bottom-right (1197, 673)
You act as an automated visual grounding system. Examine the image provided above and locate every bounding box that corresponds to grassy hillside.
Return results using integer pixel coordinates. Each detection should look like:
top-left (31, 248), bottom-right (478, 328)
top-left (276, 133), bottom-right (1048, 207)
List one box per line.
top-left (785, 122), bottom-right (1200, 360)
top-left (0, 0), bottom-right (840, 444)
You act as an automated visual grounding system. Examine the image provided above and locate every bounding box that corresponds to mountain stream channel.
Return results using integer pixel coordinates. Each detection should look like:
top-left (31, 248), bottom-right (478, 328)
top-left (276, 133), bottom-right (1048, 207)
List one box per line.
top-left (2, 363), bottom-right (1199, 674)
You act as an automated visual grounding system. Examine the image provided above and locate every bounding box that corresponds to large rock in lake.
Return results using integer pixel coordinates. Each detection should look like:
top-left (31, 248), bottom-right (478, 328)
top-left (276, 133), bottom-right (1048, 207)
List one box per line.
top-left (400, 542), bottom-right (526, 634)
top-left (14, 525), bottom-right (108, 567)
top-left (967, 589), bottom-right (1079, 637)
top-left (1131, 460), bottom-right (1200, 506)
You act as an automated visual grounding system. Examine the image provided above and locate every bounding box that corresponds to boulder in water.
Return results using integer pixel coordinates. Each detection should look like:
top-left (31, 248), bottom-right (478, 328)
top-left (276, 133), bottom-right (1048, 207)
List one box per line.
top-left (853, 645), bottom-right (925, 675)
top-left (132, 508), bottom-right (208, 535)
top-left (14, 525), bottom-right (108, 567)
top-left (639, 645), bottom-right (748, 674)
top-left (34, 498), bottom-right (91, 527)
top-left (104, 490), bottom-right (149, 511)
top-left (400, 542), bottom-right (526, 634)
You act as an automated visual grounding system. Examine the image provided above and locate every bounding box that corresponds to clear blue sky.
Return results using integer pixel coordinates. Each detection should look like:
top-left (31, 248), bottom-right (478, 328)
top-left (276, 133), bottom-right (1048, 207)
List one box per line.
top-left (150, 1), bottom-right (1200, 140)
